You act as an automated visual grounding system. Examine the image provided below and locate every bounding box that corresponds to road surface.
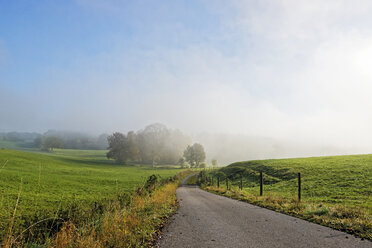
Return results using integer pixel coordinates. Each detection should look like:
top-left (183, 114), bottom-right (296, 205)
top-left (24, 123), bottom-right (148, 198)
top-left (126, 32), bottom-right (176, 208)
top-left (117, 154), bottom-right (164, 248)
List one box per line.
top-left (157, 175), bottom-right (371, 248)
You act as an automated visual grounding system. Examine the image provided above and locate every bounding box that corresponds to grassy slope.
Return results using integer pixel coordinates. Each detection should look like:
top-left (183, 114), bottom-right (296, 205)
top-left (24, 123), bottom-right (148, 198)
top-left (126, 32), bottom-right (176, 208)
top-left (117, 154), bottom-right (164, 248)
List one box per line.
top-left (217, 155), bottom-right (372, 211)
top-left (205, 154), bottom-right (372, 239)
top-left (0, 149), bottom-right (181, 241)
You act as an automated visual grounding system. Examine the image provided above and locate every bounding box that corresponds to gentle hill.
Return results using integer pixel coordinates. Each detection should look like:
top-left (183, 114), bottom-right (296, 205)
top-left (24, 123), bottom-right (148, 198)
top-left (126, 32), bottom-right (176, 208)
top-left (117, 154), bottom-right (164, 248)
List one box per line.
top-left (216, 154), bottom-right (372, 211)
top-left (205, 154), bottom-right (372, 239)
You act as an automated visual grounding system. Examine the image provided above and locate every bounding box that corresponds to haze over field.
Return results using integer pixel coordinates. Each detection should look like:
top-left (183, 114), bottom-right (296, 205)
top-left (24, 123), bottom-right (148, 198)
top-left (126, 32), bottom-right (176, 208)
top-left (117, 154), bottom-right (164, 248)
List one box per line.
top-left (2, 1), bottom-right (372, 163)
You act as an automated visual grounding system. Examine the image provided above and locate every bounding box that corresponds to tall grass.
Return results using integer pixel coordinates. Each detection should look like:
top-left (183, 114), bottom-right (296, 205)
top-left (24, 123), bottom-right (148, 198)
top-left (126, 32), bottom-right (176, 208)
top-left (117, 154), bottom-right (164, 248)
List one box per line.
top-left (51, 171), bottom-right (190, 248)
top-left (5, 178), bottom-right (22, 248)
top-left (2, 170), bottom-right (191, 247)
top-left (0, 149), bottom-right (185, 246)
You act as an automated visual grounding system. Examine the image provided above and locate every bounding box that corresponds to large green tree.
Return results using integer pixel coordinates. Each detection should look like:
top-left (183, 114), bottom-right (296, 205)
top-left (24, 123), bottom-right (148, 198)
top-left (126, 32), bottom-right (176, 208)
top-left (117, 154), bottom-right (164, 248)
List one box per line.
top-left (137, 123), bottom-right (169, 168)
top-left (41, 136), bottom-right (63, 152)
top-left (183, 143), bottom-right (206, 168)
top-left (136, 123), bottom-right (191, 166)
top-left (106, 132), bottom-right (139, 164)
top-left (106, 123), bottom-right (193, 166)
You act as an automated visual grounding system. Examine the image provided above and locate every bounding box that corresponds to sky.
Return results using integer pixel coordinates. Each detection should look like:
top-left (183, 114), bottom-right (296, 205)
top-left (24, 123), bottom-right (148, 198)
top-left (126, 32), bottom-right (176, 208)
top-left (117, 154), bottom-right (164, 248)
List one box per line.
top-left (2, 0), bottom-right (372, 152)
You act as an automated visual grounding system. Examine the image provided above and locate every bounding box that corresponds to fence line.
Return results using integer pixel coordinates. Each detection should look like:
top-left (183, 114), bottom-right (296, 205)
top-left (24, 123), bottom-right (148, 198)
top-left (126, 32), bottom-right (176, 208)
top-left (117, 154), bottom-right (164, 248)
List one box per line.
top-left (206, 171), bottom-right (302, 201)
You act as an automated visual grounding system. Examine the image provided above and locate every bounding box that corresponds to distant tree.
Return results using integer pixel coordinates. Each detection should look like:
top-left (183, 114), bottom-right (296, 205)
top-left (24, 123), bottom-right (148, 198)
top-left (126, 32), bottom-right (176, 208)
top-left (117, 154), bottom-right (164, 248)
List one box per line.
top-left (106, 124), bottom-right (191, 166)
top-left (106, 131), bottom-right (139, 164)
top-left (161, 129), bottom-right (191, 164)
top-left (42, 136), bottom-right (63, 152)
top-left (211, 158), bottom-right (218, 168)
top-left (41, 130), bottom-right (108, 150)
top-left (183, 143), bottom-right (206, 168)
top-left (106, 132), bottom-right (127, 164)
top-left (127, 131), bottom-right (140, 161)
top-left (5, 132), bottom-right (23, 142)
top-left (34, 136), bottom-right (43, 148)
top-left (137, 123), bottom-right (169, 167)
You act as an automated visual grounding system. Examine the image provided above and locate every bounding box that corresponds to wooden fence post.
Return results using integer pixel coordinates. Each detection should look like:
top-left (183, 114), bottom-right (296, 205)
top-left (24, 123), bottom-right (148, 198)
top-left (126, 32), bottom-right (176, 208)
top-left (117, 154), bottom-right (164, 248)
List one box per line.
top-left (298, 172), bottom-right (301, 201)
top-left (217, 177), bottom-right (220, 188)
top-left (226, 178), bottom-right (229, 190)
top-left (260, 172), bottom-right (263, 196)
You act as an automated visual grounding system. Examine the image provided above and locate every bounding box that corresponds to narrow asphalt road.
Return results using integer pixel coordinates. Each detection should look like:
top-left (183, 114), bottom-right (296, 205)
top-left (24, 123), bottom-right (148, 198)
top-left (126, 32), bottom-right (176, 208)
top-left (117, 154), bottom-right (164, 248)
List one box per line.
top-left (157, 175), bottom-right (371, 248)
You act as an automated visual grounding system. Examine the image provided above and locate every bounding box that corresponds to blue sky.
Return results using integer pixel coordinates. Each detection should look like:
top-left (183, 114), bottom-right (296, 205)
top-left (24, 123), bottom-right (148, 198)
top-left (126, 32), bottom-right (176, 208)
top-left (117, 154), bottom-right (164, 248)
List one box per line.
top-left (0, 0), bottom-right (233, 90)
top-left (2, 0), bottom-right (372, 151)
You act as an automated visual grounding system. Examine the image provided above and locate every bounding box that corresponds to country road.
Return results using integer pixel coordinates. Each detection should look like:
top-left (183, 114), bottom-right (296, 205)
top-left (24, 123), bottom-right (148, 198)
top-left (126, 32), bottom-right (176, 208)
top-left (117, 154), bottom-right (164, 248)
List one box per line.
top-left (157, 175), bottom-right (371, 248)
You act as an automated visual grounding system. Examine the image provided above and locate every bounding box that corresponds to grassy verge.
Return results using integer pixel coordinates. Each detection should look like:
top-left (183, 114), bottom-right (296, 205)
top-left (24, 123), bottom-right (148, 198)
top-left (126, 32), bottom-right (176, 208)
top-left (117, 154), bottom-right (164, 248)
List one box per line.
top-left (5, 170), bottom-right (192, 247)
top-left (199, 154), bottom-right (372, 241)
top-left (51, 170), bottom-right (192, 248)
top-left (203, 185), bottom-right (371, 240)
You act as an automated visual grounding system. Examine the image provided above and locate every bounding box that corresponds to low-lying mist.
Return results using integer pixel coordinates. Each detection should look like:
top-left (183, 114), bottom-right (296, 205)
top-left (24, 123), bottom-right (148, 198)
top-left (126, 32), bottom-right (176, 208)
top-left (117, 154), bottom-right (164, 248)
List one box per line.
top-left (2, 1), bottom-right (372, 164)
top-left (2, 126), bottom-right (371, 166)
top-left (195, 133), bottom-right (371, 165)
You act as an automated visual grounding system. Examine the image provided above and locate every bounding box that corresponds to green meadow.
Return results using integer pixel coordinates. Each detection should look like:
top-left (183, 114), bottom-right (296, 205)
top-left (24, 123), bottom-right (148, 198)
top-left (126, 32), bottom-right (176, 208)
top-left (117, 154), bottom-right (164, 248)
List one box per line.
top-left (0, 148), bottom-right (181, 242)
top-left (205, 154), bottom-right (372, 239)
top-left (216, 154), bottom-right (372, 211)
top-left (0, 140), bottom-right (34, 151)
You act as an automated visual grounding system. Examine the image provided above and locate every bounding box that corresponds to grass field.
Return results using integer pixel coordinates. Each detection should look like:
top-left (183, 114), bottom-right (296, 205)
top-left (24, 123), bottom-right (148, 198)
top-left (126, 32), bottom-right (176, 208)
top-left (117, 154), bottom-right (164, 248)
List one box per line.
top-left (0, 148), bottom-right (182, 244)
top-left (0, 140), bottom-right (35, 151)
top-left (204, 154), bottom-right (372, 239)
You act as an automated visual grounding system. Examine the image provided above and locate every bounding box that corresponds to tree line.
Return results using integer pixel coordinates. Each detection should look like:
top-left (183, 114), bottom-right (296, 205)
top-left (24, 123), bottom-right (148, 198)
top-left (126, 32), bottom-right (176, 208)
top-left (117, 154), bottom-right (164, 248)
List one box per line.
top-left (1, 125), bottom-right (208, 167)
top-left (106, 123), bottom-right (206, 167)
top-left (33, 131), bottom-right (109, 151)
top-left (0, 131), bottom-right (109, 151)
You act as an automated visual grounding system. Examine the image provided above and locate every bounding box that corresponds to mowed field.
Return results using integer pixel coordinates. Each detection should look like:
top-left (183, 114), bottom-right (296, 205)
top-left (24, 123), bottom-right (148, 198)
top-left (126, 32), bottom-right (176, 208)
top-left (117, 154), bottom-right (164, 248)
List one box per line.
top-left (0, 148), bottom-right (181, 242)
top-left (206, 154), bottom-right (372, 239)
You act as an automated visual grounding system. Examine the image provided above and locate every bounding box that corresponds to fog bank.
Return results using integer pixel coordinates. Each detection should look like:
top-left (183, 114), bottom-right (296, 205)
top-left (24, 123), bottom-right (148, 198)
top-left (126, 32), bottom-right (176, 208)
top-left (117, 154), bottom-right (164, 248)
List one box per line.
top-left (2, 1), bottom-right (372, 162)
